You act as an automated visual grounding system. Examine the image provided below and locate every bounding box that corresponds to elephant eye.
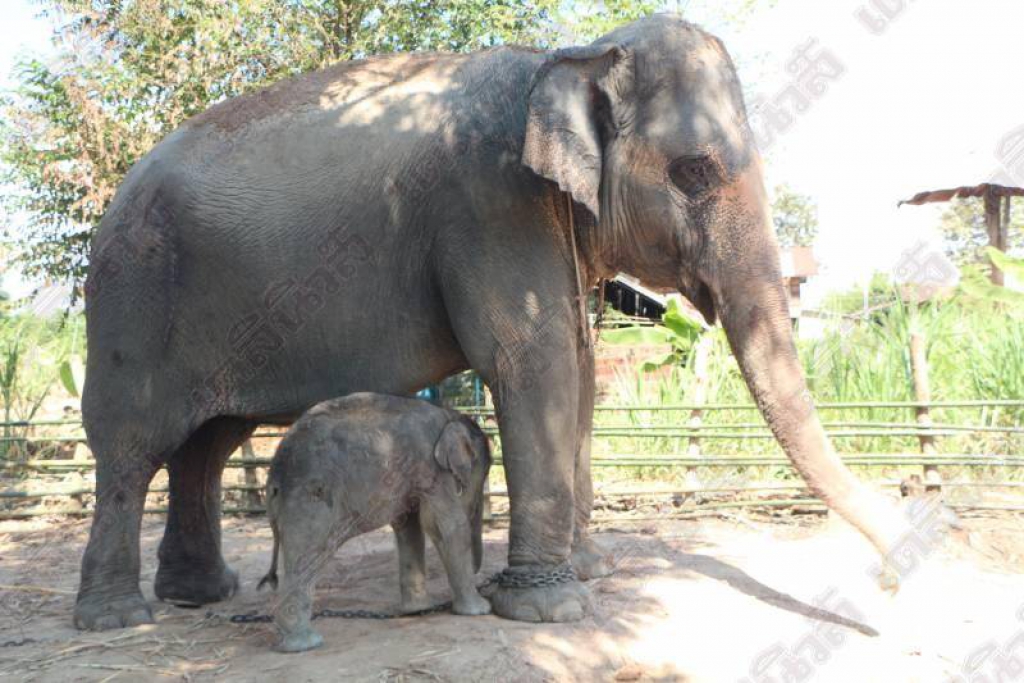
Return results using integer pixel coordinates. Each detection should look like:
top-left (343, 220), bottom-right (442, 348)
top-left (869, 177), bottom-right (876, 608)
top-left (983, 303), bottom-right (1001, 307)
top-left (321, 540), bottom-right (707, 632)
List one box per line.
top-left (668, 155), bottom-right (722, 197)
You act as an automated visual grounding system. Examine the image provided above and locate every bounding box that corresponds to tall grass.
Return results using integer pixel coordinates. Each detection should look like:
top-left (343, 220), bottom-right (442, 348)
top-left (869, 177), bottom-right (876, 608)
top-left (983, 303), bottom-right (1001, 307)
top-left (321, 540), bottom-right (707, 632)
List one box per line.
top-left (0, 312), bottom-right (84, 459)
top-left (595, 293), bottom-right (1024, 487)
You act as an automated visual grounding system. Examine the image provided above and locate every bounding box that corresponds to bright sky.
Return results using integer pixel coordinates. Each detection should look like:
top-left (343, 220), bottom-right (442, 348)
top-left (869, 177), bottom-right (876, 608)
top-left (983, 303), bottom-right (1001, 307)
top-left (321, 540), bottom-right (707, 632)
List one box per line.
top-left (712, 0), bottom-right (1024, 304)
top-left (2, 0), bottom-right (1023, 305)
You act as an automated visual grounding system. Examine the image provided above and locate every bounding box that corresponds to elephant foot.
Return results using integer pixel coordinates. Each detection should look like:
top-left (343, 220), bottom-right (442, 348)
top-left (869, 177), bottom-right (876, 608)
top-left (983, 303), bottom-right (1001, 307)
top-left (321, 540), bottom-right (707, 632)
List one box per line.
top-left (74, 592), bottom-right (154, 631)
top-left (571, 536), bottom-right (613, 580)
top-left (275, 628), bottom-right (324, 653)
top-left (452, 592), bottom-right (492, 616)
top-left (154, 564), bottom-right (239, 607)
top-left (486, 567), bottom-right (593, 622)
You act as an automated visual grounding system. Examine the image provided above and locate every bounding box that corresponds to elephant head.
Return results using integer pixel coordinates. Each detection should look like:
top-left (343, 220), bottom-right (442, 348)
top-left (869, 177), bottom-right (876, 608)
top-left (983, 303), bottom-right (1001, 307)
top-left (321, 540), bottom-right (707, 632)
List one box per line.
top-left (523, 15), bottom-right (906, 571)
top-left (433, 415), bottom-right (493, 573)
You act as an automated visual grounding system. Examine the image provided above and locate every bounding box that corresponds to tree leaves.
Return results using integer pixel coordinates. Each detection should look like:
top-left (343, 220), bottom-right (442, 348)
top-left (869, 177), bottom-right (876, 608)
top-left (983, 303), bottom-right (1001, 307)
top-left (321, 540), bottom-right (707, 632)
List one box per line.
top-left (958, 253), bottom-right (1024, 307)
top-left (771, 183), bottom-right (818, 249)
top-left (1, 0), bottom-right (661, 293)
top-left (602, 298), bottom-right (707, 371)
top-left (940, 197), bottom-right (1024, 267)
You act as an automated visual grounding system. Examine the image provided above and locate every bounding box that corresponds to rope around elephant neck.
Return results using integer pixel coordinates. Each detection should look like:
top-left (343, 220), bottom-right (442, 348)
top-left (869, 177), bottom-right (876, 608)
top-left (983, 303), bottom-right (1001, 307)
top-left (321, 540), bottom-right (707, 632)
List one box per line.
top-left (567, 194), bottom-right (592, 350)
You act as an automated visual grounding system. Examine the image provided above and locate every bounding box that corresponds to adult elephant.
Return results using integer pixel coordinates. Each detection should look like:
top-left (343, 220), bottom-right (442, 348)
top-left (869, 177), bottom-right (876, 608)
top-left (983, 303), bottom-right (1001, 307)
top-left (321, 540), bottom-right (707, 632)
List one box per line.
top-left (75, 14), bottom-right (905, 629)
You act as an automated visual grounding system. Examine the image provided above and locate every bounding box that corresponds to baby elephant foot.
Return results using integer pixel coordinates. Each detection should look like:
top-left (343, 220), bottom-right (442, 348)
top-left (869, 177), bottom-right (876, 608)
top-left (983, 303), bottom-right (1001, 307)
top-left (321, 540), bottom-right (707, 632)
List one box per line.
top-left (452, 592), bottom-right (491, 616)
top-left (486, 566), bottom-right (593, 623)
top-left (275, 628), bottom-right (324, 653)
top-left (571, 536), bottom-right (613, 581)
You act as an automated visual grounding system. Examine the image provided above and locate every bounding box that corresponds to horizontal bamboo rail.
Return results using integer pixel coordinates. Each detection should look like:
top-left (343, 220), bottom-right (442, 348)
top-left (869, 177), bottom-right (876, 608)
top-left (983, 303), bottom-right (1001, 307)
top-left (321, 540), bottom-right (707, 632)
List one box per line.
top-left (9, 479), bottom-right (1024, 501)
top-left (3, 399), bottom-right (1023, 432)
top-left (3, 423), bottom-right (1023, 444)
top-left (456, 399), bottom-right (1024, 413)
top-left (2, 397), bottom-right (1022, 518)
top-left (3, 453), bottom-right (1023, 473)
top-left (5, 498), bottom-right (1024, 520)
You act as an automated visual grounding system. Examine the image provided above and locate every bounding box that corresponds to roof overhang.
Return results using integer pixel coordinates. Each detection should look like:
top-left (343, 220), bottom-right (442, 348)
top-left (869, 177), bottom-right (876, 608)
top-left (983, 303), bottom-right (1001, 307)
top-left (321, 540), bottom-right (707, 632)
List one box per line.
top-left (899, 183), bottom-right (1024, 206)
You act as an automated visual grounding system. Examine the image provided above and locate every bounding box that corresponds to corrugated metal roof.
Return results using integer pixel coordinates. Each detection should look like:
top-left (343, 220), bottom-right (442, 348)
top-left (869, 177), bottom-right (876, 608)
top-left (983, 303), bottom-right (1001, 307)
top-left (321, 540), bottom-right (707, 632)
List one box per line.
top-left (898, 183), bottom-right (1024, 206)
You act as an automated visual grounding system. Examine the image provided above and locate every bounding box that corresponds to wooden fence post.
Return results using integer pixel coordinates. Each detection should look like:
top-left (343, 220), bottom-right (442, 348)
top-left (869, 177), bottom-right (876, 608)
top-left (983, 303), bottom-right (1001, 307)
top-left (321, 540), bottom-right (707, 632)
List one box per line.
top-left (482, 476), bottom-right (492, 523)
top-left (985, 189), bottom-right (1005, 286)
top-left (480, 388), bottom-right (493, 523)
top-left (909, 332), bottom-right (940, 492)
top-left (685, 335), bottom-right (712, 489)
top-left (240, 439), bottom-right (262, 510)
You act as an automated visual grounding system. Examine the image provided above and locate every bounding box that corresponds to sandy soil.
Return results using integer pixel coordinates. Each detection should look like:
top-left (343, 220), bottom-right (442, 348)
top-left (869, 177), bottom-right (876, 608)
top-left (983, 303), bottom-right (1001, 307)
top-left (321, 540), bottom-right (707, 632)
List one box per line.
top-left (0, 510), bottom-right (1022, 682)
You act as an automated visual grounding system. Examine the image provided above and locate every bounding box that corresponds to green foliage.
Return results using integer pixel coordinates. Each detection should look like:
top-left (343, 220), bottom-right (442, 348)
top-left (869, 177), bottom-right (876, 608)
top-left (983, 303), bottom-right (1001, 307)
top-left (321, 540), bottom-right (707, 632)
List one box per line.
top-left (601, 291), bottom-right (1024, 463)
top-left (0, 312), bottom-right (84, 458)
top-left (987, 247), bottom-right (1024, 283)
top-left (818, 271), bottom-right (894, 316)
top-left (958, 250), bottom-right (1024, 306)
top-left (1, 0), bottom-right (657, 291)
top-left (601, 298), bottom-right (706, 371)
top-left (59, 353), bottom-right (85, 397)
top-left (940, 196), bottom-right (1024, 266)
top-left (771, 183), bottom-right (818, 248)
top-left (559, 0), bottom-right (659, 41)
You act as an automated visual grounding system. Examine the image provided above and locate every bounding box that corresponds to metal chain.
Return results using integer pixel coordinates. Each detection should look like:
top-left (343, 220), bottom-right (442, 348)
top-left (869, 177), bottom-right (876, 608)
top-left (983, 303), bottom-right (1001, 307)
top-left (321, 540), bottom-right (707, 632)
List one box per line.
top-left (229, 600), bottom-right (454, 624)
top-left (490, 563), bottom-right (577, 589)
top-left (228, 564), bottom-right (576, 624)
top-left (1, 638), bottom-right (35, 648)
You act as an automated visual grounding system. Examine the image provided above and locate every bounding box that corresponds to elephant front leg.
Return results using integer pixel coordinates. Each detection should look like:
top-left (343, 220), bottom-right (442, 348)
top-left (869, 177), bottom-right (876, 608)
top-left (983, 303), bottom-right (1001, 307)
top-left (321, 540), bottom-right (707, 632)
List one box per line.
top-left (420, 495), bottom-right (491, 616)
top-left (487, 343), bottom-right (593, 623)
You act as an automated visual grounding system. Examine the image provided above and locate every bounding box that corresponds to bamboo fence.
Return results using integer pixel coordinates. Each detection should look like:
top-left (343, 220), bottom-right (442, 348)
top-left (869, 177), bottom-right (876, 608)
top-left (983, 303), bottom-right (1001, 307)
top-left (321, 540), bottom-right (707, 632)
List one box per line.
top-left (1, 398), bottom-right (1022, 519)
top-left (1, 332), bottom-right (1022, 519)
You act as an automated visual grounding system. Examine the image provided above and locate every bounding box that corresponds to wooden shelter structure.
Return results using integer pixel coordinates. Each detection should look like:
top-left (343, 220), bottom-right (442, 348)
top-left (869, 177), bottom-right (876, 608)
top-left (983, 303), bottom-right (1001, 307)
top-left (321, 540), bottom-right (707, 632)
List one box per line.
top-left (900, 183), bottom-right (1024, 285)
top-left (605, 246), bottom-right (818, 324)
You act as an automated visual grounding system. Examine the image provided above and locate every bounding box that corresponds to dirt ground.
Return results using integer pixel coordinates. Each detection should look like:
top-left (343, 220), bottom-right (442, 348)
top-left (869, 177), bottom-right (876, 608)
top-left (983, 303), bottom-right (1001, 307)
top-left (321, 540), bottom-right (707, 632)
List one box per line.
top-left (0, 509), bottom-right (1022, 682)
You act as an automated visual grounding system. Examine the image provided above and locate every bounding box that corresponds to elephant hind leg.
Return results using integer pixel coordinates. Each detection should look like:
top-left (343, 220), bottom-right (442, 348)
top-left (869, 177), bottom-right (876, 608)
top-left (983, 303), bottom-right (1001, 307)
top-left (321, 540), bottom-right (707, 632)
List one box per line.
top-left (393, 511), bottom-right (431, 613)
top-left (75, 421), bottom-right (185, 630)
top-left (155, 416), bottom-right (256, 606)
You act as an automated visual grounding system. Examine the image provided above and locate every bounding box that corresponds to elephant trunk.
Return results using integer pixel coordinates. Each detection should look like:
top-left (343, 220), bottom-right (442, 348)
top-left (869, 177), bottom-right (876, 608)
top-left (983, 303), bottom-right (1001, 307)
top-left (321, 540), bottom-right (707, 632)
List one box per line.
top-left (703, 175), bottom-right (908, 577)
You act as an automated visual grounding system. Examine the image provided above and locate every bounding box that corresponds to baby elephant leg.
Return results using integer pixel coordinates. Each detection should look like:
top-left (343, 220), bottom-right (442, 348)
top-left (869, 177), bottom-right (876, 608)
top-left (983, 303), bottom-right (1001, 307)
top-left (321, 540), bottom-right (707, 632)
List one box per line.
top-left (392, 511), bottom-right (431, 613)
top-left (421, 495), bottom-right (491, 616)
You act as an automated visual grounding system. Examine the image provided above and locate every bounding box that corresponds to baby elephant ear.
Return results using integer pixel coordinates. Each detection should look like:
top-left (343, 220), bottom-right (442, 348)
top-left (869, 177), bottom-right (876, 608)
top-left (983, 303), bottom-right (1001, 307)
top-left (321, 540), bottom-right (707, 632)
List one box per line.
top-left (433, 420), bottom-right (476, 493)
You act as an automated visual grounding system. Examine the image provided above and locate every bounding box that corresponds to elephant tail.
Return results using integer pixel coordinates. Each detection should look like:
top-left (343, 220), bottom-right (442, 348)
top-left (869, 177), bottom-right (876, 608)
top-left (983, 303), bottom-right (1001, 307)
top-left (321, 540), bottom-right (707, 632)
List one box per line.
top-left (259, 494), bottom-right (281, 591)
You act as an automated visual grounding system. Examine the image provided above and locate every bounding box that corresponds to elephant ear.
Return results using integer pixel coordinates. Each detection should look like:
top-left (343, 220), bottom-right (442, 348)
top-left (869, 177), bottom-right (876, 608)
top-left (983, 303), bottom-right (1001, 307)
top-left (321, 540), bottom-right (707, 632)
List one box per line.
top-left (432, 419), bottom-right (476, 493)
top-left (522, 43), bottom-right (631, 221)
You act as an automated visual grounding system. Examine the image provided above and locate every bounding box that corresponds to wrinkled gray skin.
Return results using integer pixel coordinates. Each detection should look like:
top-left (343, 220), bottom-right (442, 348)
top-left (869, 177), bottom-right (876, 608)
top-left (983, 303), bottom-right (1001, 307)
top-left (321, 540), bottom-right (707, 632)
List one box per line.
top-left (76, 14), bottom-right (908, 630)
top-left (259, 393), bottom-right (491, 653)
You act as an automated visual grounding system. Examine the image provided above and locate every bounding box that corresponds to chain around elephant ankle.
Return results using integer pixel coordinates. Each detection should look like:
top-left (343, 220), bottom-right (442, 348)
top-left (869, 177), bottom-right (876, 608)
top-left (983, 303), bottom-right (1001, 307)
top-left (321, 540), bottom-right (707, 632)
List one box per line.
top-left (492, 563), bottom-right (577, 589)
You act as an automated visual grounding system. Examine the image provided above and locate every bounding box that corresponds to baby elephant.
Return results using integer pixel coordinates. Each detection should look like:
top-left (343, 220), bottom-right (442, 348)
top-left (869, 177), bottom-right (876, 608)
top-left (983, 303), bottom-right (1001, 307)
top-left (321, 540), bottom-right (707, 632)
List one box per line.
top-left (260, 392), bottom-right (493, 652)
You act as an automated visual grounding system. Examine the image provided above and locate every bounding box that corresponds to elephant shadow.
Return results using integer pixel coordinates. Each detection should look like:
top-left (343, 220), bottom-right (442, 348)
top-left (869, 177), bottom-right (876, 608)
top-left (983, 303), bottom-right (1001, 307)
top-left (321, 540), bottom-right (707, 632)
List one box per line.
top-left (679, 551), bottom-right (879, 637)
top-left (589, 531), bottom-right (879, 638)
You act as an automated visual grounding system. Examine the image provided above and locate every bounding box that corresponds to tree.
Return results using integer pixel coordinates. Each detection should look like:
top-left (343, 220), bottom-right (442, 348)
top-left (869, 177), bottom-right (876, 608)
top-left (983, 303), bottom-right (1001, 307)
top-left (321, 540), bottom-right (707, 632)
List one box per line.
top-left (1, 0), bottom-right (659, 293)
top-left (940, 196), bottom-right (1024, 267)
top-left (771, 183), bottom-right (819, 248)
